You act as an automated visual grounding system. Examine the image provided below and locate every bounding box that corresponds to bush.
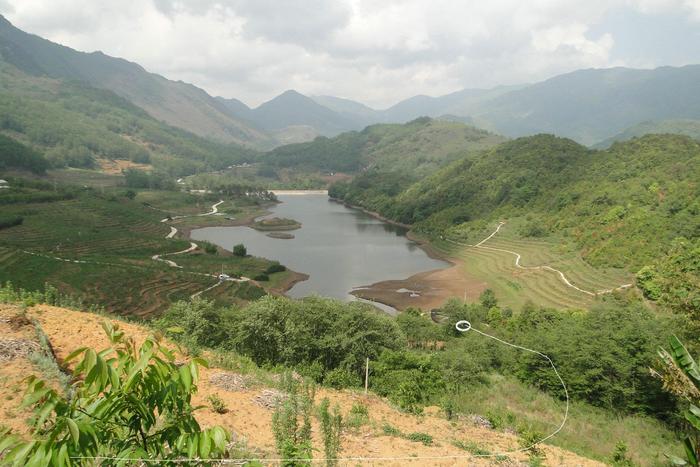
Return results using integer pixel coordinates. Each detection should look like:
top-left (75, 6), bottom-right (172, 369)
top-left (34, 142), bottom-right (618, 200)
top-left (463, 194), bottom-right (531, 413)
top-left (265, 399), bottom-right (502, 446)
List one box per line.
top-left (318, 398), bottom-right (343, 467)
top-left (406, 432), bottom-right (433, 446)
top-left (203, 242), bottom-right (218, 255)
top-left (0, 215), bottom-right (23, 230)
top-left (266, 262), bottom-right (287, 274)
top-left (208, 393), bottom-right (228, 414)
top-left (253, 273), bottom-right (270, 282)
top-left (323, 367), bottom-right (361, 389)
top-left (346, 403), bottom-right (370, 430)
top-left (233, 243), bottom-right (247, 257)
top-left (0, 322), bottom-right (230, 464)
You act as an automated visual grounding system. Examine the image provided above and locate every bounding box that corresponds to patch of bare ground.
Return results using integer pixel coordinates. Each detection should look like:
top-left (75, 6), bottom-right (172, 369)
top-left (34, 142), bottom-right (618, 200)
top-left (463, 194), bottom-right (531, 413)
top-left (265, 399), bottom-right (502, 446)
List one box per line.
top-left (96, 158), bottom-right (153, 175)
top-left (0, 303), bottom-right (602, 466)
top-left (351, 260), bottom-right (489, 312)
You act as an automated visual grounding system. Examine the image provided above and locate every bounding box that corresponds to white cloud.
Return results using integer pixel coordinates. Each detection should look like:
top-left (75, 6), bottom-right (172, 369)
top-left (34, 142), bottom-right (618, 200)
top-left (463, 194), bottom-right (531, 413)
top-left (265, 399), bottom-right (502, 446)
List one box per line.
top-left (0, 0), bottom-right (697, 107)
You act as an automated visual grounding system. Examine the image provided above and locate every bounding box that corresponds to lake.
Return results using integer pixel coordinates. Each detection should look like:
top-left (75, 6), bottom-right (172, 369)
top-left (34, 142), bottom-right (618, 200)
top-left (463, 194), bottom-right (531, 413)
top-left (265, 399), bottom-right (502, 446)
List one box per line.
top-left (191, 194), bottom-right (449, 304)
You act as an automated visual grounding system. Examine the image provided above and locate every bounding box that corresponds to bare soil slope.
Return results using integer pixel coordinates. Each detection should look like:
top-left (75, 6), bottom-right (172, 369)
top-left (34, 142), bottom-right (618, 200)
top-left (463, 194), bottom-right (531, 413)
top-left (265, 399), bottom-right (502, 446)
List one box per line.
top-left (0, 304), bottom-right (601, 466)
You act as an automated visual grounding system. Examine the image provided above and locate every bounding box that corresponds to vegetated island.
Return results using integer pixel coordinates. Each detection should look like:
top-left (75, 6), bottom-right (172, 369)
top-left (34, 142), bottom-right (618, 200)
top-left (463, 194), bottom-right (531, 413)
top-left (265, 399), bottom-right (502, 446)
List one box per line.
top-left (250, 217), bottom-right (301, 231)
top-left (266, 232), bottom-right (295, 239)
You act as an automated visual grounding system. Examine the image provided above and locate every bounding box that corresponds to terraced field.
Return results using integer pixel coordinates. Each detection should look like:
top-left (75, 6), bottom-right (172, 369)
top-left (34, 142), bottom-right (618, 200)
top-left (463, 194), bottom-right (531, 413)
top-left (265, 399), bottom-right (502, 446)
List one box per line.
top-left (0, 189), bottom-right (284, 317)
top-left (434, 222), bottom-right (634, 310)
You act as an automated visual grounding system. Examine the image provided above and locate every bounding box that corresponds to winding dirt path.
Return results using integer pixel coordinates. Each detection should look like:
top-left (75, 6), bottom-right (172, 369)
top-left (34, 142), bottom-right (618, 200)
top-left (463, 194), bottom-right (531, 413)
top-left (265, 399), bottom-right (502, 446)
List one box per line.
top-left (20, 200), bottom-right (252, 303)
top-left (447, 222), bottom-right (632, 296)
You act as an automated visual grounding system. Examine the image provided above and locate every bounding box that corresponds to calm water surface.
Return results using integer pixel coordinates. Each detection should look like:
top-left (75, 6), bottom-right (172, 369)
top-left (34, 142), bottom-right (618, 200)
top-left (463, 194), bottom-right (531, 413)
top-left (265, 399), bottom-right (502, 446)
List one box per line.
top-left (191, 194), bottom-right (448, 301)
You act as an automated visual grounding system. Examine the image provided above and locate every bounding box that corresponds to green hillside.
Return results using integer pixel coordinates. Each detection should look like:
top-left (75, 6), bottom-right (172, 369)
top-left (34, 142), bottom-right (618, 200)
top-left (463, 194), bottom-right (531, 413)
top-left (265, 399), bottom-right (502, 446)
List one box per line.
top-left (0, 60), bottom-right (254, 176)
top-left (0, 134), bottom-right (49, 173)
top-left (0, 178), bottom-right (288, 316)
top-left (331, 133), bottom-right (700, 271)
top-left (593, 119), bottom-right (700, 148)
top-left (0, 15), bottom-right (272, 147)
top-left (261, 117), bottom-right (506, 176)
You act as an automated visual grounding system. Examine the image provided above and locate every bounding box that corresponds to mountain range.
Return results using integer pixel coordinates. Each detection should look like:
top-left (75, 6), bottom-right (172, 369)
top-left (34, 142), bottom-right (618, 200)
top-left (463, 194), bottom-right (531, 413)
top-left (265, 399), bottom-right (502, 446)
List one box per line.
top-left (2, 14), bottom-right (700, 150)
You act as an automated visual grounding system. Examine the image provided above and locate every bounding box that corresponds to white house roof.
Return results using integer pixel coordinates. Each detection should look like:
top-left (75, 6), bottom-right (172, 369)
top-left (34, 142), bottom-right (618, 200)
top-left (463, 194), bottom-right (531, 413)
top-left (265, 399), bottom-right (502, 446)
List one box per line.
top-left (0, 179), bottom-right (8, 184)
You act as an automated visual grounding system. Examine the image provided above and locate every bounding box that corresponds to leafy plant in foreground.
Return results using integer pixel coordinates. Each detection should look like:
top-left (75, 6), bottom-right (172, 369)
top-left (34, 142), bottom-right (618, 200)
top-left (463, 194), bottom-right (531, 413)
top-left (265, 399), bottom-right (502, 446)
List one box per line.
top-left (0, 321), bottom-right (229, 466)
top-left (657, 335), bottom-right (700, 466)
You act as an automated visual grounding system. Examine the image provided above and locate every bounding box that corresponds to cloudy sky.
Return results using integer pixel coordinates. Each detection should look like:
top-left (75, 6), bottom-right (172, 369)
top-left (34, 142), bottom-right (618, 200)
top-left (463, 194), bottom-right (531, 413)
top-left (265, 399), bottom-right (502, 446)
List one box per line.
top-left (1, 0), bottom-right (699, 108)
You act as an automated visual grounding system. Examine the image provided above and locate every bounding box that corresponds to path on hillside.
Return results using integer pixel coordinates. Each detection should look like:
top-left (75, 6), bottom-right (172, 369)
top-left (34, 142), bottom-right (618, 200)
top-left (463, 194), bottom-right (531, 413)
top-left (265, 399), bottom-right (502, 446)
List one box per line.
top-left (446, 222), bottom-right (632, 297)
top-left (155, 199), bottom-right (251, 298)
top-left (19, 200), bottom-right (251, 303)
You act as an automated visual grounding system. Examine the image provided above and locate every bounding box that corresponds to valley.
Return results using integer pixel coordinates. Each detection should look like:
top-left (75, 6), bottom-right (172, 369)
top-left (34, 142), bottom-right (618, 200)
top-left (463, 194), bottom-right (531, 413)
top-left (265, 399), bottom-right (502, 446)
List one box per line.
top-left (0, 11), bottom-right (699, 467)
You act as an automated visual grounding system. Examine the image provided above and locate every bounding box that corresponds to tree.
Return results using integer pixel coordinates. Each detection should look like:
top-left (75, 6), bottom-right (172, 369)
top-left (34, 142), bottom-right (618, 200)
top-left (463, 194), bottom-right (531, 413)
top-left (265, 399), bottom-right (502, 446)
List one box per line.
top-left (479, 289), bottom-right (498, 309)
top-left (0, 321), bottom-right (229, 466)
top-left (233, 243), bottom-right (247, 257)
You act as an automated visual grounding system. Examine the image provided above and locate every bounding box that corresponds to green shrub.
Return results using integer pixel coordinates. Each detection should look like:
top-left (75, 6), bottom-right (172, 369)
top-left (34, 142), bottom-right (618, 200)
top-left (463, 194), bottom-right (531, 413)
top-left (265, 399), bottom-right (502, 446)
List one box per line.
top-left (452, 440), bottom-right (491, 455)
top-left (272, 373), bottom-right (315, 466)
top-left (406, 432), bottom-right (433, 446)
top-left (253, 273), bottom-right (270, 282)
top-left (318, 398), bottom-right (343, 467)
top-left (266, 262), bottom-right (287, 274)
top-left (323, 367), bottom-right (361, 389)
top-left (208, 393), bottom-right (228, 414)
top-left (233, 243), bottom-right (247, 257)
top-left (346, 403), bottom-right (369, 429)
top-left (382, 423), bottom-right (402, 437)
top-left (0, 322), bottom-right (230, 464)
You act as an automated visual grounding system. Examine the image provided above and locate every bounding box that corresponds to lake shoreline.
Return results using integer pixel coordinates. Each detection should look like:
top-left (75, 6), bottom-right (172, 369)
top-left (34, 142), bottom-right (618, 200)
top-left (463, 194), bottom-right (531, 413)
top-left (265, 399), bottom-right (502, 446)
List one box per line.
top-left (332, 198), bottom-right (488, 312)
top-left (176, 203), bottom-right (310, 296)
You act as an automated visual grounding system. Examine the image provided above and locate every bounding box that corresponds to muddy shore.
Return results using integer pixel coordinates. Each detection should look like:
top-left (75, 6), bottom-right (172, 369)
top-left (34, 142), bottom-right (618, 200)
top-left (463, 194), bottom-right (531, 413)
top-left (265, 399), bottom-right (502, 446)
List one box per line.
top-left (331, 199), bottom-right (488, 311)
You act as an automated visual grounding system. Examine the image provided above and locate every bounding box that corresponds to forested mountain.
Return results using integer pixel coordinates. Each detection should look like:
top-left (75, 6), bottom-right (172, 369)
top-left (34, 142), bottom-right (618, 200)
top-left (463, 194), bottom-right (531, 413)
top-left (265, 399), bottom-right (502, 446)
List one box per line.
top-left (0, 58), bottom-right (253, 175)
top-left (473, 66), bottom-right (700, 145)
top-left (331, 133), bottom-right (700, 270)
top-left (593, 119), bottom-right (700, 148)
top-left (4, 15), bottom-right (700, 149)
top-left (260, 117), bottom-right (506, 176)
top-left (0, 15), bottom-right (272, 148)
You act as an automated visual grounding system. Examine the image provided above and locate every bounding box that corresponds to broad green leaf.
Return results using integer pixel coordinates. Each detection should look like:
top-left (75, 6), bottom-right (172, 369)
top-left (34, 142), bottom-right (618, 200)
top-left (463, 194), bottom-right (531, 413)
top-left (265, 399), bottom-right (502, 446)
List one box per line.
top-left (187, 434), bottom-right (199, 459)
top-left (670, 335), bottom-right (700, 382)
top-left (7, 440), bottom-right (36, 466)
top-left (199, 430), bottom-right (211, 458)
top-left (22, 387), bottom-right (51, 408)
top-left (685, 437), bottom-right (700, 467)
top-left (210, 426), bottom-right (227, 451)
top-left (179, 365), bottom-right (192, 393)
top-left (66, 418), bottom-right (79, 449)
top-left (63, 347), bottom-right (88, 363)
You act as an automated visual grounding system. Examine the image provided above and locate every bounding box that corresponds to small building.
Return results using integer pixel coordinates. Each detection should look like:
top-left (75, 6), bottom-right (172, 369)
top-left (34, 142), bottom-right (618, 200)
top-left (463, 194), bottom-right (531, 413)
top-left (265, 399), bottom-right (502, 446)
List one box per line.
top-left (0, 179), bottom-right (9, 189)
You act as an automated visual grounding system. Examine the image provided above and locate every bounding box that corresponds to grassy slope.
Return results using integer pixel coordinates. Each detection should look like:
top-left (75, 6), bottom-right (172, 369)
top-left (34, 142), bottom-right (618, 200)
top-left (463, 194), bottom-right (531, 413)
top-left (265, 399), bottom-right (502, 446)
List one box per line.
top-left (262, 117), bottom-right (507, 176)
top-left (0, 61), bottom-right (255, 176)
top-left (0, 184), bottom-right (288, 316)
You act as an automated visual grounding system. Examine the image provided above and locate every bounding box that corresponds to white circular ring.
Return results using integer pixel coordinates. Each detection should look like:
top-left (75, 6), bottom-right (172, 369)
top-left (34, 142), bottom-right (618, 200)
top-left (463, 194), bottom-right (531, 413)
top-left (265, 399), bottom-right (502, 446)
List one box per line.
top-left (455, 320), bottom-right (472, 332)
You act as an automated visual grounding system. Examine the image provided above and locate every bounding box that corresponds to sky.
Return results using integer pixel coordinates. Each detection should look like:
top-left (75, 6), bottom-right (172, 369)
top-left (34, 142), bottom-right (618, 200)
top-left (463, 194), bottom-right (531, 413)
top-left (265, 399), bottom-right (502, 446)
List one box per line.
top-left (1, 0), bottom-right (699, 108)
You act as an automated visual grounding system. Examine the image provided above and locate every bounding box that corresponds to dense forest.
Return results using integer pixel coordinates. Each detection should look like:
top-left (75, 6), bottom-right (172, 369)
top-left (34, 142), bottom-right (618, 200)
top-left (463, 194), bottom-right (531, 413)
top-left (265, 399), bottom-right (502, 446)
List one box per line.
top-left (0, 134), bottom-right (49, 173)
top-left (331, 133), bottom-right (700, 270)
